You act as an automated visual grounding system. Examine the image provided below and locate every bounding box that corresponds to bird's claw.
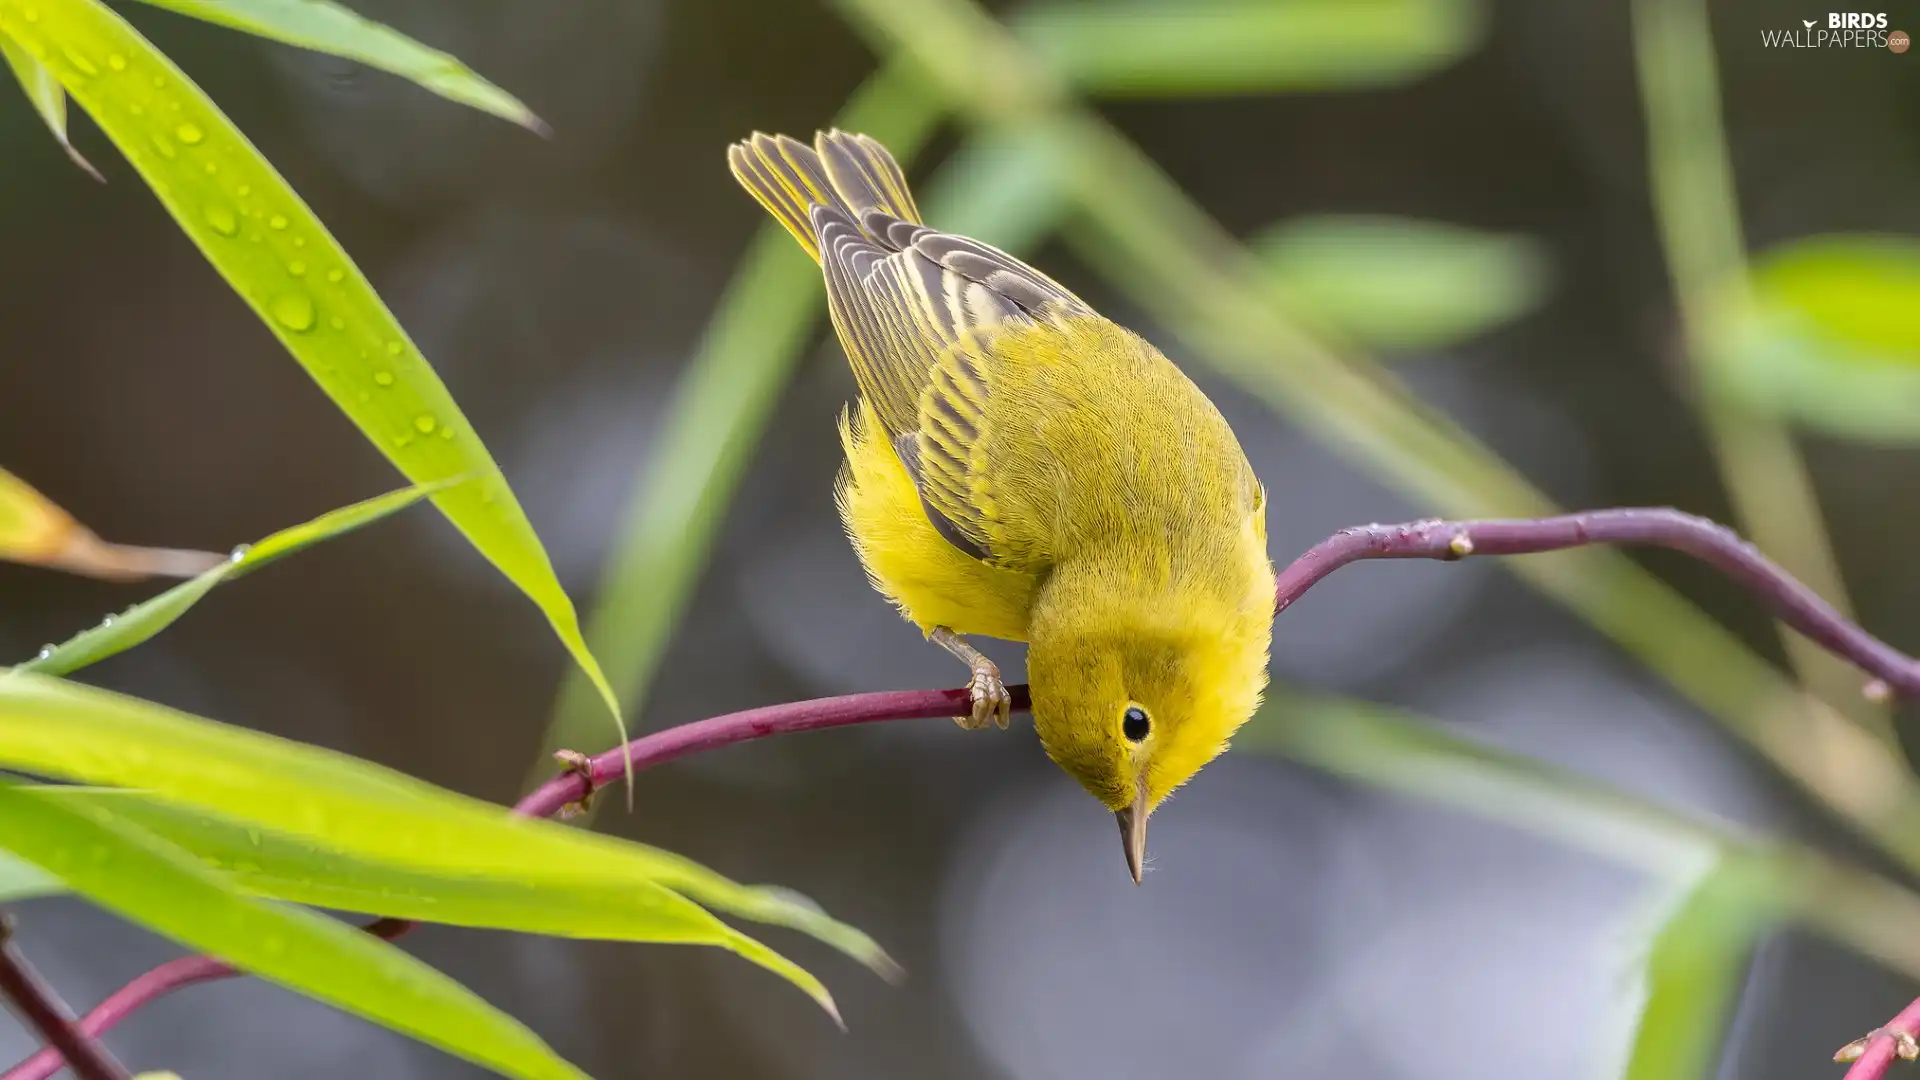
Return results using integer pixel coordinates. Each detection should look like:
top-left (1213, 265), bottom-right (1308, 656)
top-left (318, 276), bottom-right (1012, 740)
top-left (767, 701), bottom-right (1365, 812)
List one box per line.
top-left (552, 749), bottom-right (597, 818)
top-left (954, 664), bottom-right (1011, 731)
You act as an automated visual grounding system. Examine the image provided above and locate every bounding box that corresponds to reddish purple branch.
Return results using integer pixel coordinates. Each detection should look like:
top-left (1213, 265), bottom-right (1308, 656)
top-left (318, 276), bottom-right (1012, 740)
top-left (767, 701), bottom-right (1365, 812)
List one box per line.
top-left (0, 914), bottom-right (130, 1080)
top-left (1837, 996), bottom-right (1920, 1078)
top-left (7, 506), bottom-right (1914, 1080)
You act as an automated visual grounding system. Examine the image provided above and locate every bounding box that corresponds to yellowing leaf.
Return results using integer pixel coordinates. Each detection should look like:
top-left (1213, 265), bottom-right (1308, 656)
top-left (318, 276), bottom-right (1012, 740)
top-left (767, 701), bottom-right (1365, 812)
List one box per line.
top-left (0, 0), bottom-right (625, 745)
top-left (126, 0), bottom-right (543, 130)
top-left (0, 466), bottom-right (220, 580)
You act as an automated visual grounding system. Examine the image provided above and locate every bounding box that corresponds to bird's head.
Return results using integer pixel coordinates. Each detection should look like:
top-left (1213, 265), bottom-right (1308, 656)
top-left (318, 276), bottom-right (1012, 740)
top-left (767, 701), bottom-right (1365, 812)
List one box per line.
top-left (1025, 580), bottom-right (1272, 883)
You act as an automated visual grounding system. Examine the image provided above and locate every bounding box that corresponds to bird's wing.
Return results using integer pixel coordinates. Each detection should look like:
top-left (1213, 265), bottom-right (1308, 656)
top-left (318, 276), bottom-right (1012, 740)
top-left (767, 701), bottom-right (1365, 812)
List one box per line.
top-left (816, 205), bottom-right (1090, 563)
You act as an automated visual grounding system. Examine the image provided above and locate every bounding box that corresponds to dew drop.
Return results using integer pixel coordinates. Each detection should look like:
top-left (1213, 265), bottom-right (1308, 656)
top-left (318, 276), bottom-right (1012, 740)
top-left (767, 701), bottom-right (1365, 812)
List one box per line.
top-left (328, 316), bottom-right (344, 330)
top-left (438, 425), bottom-right (454, 440)
top-left (324, 268), bottom-right (343, 283)
top-left (203, 204), bottom-right (238, 237)
top-left (150, 75), bottom-right (164, 88)
top-left (236, 183), bottom-right (251, 197)
top-left (413, 415), bottom-right (436, 435)
top-left (268, 214), bottom-right (288, 230)
top-left (203, 161), bottom-right (217, 175)
top-left (286, 259), bottom-right (307, 277)
top-left (35, 646), bottom-right (53, 661)
top-left (99, 614), bottom-right (116, 628)
top-left (384, 340), bottom-right (403, 356)
top-left (62, 47), bottom-right (97, 76)
top-left (373, 370), bottom-right (395, 387)
top-left (269, 291), bottom-right (315, 332)
top-left (128, 103), bottom-right (143, 117)
top-left (391, 434), bottom-right (414, 449)
top-left (292, 237), bottom-right (306, 248)
top-left (148, 133), bottom-right (175, 159)
top-left (106, 53), bottom-right (125, 71)
top-left (22, 7), bottom-right (40, 23)
top-left (229, 544), bottom-right (252, 563)
top-left (175, 122), bottom-right (203, 145)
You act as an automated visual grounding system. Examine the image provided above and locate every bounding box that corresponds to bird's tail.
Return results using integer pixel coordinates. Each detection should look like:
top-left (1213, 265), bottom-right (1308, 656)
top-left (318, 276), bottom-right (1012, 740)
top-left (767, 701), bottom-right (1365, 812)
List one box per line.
top-left (727, 129), bottom-right (923, 263)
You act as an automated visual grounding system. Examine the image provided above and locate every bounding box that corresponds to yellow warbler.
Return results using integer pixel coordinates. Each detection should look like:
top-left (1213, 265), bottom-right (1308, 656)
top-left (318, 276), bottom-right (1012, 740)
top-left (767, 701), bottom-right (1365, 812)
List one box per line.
top-left (729, 130), bottom-right (1275, 882)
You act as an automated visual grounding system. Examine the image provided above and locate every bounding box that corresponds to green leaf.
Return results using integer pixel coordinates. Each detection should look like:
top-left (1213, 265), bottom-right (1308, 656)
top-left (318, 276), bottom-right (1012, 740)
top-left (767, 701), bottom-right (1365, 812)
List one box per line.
top-left (0, 0), bottom-right (626, 748)
top-left (1716, 234), bottom-right (1920, 443)
top-left (0, 846), bottom-right (61, 902)
top-left (36, 788), bottom-right (842, 1019)
top-left (1017, 0), bottom-right (1487, 97)
top-left (0, 674), bottom-right (894, 995)
top-left (0, 782), bottom-right (590, 1080)
top-left (534, 63), bottom-right (945, 790)
top-left (1251, 214), bottom-right (1551, 352)
top-left (0, 466), bottom-right (221, 581)
top-left (2, 34), bottom-right (100, 176)
top-left (1620, 857), bottom-right (1782, 1080)
top-left (125, 0), bottom-right (542, 131)
top-left (16, 481), bottom-right (450, 677)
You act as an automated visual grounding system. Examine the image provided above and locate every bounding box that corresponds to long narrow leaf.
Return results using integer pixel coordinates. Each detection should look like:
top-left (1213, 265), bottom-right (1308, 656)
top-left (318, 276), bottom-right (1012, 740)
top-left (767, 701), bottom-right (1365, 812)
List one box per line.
top-left (1, 35), bottom-right (99, 176)
top-left (0, 0), bottom-right (626, 748)
top-left (0, 674), bottom-right (894, 989)
top-left (1620, 857), bottom-right (1781, 1080)
top-left (0, 782), bottom-right (589, 1080)
top-left (31, 788), bottom-right (841, 1018)
top-left (125, 0), bottom-right (542, 130)
top-left (0, 466), bottom-right (218, 580)
top-left (14, 481), bottom-right (450, 676)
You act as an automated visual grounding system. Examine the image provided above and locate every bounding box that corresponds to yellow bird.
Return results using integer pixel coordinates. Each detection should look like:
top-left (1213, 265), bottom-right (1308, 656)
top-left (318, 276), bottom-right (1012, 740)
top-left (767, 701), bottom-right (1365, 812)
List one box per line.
top-left (729, 130), bottom-right (1276, 882)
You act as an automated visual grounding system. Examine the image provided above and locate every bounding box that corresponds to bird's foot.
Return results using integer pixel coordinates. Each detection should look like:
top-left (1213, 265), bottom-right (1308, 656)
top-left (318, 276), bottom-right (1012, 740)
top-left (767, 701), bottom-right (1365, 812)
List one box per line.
top-left (1835, 1027), bottom-right (1920, 1063)
top-left (552, 749), bottom-right (598, 818)
top-left (954, 663), bottom-right (1012, 731)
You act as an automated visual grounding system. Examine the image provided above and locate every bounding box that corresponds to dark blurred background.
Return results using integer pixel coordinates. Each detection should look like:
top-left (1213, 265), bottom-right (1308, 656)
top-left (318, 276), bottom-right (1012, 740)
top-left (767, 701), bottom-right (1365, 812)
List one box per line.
top-left (3, 0), bottom-right (1919, 1076)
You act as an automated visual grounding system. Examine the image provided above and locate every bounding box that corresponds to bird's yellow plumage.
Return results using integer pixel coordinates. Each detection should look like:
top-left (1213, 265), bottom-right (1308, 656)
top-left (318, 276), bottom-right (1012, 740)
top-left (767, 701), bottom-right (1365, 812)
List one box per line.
top-left (729, 130), bottom-right (1276, 881)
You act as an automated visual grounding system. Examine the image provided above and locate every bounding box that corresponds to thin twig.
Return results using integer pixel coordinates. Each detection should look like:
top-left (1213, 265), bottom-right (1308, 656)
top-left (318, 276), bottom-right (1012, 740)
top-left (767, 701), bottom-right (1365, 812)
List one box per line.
top-left (1836, 997), bottom-right (1920, 1078)
top-left (7, 507), bottom-right (1914, 1080)
top-left (0, 912), bottom-right (132, 1080)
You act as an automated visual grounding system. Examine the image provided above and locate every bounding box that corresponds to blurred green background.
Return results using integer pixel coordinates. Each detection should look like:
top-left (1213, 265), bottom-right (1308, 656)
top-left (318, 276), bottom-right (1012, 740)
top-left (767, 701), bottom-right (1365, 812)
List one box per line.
top-left (4, 0), bottom-right (1920, 1077)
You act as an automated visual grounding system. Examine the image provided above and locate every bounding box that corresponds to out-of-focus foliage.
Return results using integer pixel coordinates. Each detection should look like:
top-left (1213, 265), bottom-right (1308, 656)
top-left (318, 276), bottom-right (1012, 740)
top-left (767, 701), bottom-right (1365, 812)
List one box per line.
top-left (16, 481), bottom-right (450, 676)
top-left (1723, 235), bottom-right (1920, 443)
top-left (1252, 215), bottom-right (1551, 352)
top-left (0, 780), bottom-right (593, 1080)
top-left (1619, 859), bottom-right (1781, 1080)
top-left (536, 65), bottom-right (947, 782)
top-left (0, 466), bottom-right (219, 581)
top-left (0, 0), bottom-right (625, 743)
top-left (125, 0), bottom-right (542, 129)
top-left (1017, 0), bottom-right (1486, 96)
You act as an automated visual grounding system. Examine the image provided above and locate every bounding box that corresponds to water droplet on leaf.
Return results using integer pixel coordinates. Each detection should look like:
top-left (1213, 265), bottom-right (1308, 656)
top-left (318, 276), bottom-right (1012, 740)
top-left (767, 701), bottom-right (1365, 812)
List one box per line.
top-left (229, 544), bottom-right (252, 563)
top-left (373, 371), bottom-right (395, 387)
top-left (268, 214), bottom-right (288, 230)
top-left (204, 204), bottom-right (238, 236)
top-left (175, 122), bottom-right (203, 145)
top-left (413, 415), bottom-right (436, 434)
top-left (106, 53), bottom-right (125, 71)
top-left (269, 291), bottom-right (315, 332)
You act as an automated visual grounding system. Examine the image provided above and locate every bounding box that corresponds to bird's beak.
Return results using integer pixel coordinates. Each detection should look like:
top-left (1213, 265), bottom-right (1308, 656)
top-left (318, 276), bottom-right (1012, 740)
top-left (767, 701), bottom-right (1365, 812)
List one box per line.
top-left (1115, 791), bottom-right (1149, 885)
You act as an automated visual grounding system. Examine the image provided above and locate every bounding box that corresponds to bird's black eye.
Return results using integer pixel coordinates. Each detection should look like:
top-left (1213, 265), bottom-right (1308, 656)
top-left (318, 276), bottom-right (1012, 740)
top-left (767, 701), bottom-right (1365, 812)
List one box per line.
top-left (1122, 706), bottom-right (1151, 742)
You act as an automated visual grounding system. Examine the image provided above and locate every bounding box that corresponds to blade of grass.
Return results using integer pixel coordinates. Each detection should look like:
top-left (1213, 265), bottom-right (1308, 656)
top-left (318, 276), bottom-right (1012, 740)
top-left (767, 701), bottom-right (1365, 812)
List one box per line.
top-left (1, 36), bottom-right (99, 176)
top-left (0, 467), bottom-right (218, 581)
top-left (0, 674), bottom-right (893, 985)
top-left (1242, 692), bottom-right (1920, 984)
top-left (0, 0), bottom-right (626, 751)
top-left (0, 782), bottom-right (589, 1080)
top-left (1619, 857), bottom-right (1780, 1080)
top-left (532, 63), bottom-right (945, 792)
top-left (23, 788), bottom-right (841, 1018)
top-left (13, 481), bottom-right (452, 677)
top-left (124, 0), bottom-right (542, 131)
top-left (825, 0), bottom-right (1920, 873)
top-left (1017, 0), bottom-right (1485, 96)
top-left (1631, 0), bottom-right (1881, 736)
